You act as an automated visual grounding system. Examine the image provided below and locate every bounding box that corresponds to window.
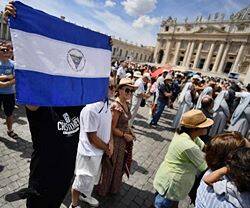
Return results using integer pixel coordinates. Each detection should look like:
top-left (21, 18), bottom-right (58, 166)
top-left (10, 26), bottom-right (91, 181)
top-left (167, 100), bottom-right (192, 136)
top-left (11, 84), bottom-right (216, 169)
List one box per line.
top-left (237, 24), bottom-right (245, 31)
top-left (119, 49), bottom-right (123, 57)
top-left (140, 54), bottom-right (143, 60)
top-left (165, 26), bottom-right (169, 31)
top-left (221, 26), bottom-right (225, 31)
top-left (135, 53), bottom-right (138, 60)
top-left (144, 55), bottom-right (147, 61)
top-left (112, 48), bottom-right (116, 55)
top-left (125, 50), bottom-right (128, 57)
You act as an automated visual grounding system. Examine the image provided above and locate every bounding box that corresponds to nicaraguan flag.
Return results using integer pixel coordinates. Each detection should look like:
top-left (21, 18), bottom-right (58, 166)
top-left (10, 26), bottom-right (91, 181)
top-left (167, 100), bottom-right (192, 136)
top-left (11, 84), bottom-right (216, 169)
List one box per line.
top-left (9, 1), bottom-right (111, 106)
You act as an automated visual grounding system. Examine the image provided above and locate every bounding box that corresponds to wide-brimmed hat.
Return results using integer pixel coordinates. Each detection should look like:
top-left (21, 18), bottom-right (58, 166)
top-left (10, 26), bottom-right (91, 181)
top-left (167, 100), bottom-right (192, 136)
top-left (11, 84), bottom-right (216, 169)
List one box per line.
top-left (134, 71), bottom-right (142, 78)
top-left (118, 78), bottom-right (137, 88)
top-left (180, 109), bottom-right (214, 128)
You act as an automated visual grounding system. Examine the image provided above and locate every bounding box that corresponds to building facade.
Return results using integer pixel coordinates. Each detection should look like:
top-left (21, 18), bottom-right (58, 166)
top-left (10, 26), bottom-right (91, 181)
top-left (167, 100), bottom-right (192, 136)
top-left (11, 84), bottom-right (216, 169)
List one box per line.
top-left (111, 37), bottom-right (154, 63)
top-left (154, 6), bottom-right (250, 83)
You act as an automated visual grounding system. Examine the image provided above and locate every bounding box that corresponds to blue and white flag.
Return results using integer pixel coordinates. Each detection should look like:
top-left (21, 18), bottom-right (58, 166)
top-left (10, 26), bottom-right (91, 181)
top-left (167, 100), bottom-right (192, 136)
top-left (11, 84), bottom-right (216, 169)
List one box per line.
top-left (9, 1), bottom-right (111, 106)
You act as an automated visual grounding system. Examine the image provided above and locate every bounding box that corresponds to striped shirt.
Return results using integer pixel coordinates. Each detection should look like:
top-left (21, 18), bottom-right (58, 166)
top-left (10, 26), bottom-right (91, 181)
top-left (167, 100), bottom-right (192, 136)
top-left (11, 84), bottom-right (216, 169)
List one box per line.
top-left (195, 170), bottom-right (249, 208)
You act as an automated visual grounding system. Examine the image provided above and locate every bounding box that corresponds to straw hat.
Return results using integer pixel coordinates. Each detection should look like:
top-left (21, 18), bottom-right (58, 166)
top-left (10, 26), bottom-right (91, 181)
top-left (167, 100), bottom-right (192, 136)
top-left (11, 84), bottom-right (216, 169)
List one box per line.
top-left (180, 109), bottom-right (214, 128)
top-left (134, 71), bottom-right (142, 78)
top-left (118, 78), bottom-right (137, 88)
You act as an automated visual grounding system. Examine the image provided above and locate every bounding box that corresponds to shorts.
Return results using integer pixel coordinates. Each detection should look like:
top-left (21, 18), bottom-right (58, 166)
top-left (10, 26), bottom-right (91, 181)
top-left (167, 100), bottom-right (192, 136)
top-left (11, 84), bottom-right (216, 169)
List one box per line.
top-left (72, 154), bottom-right (102, 197)
top-left (0, 94), bottom-right (15, 117)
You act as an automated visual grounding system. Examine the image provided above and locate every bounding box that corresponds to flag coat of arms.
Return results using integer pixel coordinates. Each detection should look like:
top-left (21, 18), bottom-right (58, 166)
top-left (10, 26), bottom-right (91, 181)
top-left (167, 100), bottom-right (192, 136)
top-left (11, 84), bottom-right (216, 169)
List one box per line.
top-left (9, 1), bottom-right (111, 106)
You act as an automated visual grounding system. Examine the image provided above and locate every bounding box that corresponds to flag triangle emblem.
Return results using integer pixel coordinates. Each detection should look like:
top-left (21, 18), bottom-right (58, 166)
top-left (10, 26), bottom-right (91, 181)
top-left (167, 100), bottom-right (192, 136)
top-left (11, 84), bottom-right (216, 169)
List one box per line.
top-left (69, 54), bottom-right (83, 70)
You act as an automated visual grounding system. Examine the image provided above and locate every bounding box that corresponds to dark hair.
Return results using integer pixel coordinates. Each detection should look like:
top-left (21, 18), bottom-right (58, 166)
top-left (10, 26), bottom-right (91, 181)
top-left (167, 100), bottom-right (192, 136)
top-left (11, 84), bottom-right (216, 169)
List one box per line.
top-left (205, 132), bottom-right (246, 171)
top-left (226, 147), bottom-right (250, 192)
top-left (201, 96), bottom-right (214, 109)
top-left (176, 126), bottom-right (196, 135)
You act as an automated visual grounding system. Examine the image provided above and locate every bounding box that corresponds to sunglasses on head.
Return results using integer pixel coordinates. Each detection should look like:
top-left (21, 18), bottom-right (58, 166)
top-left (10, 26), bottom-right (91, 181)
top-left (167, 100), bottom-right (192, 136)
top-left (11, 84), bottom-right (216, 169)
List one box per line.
top-left (124, 88), bottom-right (134, 94)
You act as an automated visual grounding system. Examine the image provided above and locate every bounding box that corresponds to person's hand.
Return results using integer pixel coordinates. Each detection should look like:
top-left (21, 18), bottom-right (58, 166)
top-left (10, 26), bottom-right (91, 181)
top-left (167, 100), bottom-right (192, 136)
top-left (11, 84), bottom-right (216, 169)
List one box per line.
top-left (108, 140), bottom-right (114, 158)
top-left (0, 74), bottom-right (9, 81)
top-left (3, 1), bottom-right (16, 22)
top-left (105, 146), bottom-right (112, 158)
top-left (124, 133), bottom-right (134, 142)
top-left (5, 75), bottom-right (14, 81)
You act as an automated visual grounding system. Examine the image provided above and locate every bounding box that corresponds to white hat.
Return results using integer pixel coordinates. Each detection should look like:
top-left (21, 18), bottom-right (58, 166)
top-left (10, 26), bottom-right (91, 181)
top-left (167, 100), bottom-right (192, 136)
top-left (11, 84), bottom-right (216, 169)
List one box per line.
top-left (134, 71), bottom-right (142, 78)
top-left (125, 73), bottom-right (132, 78)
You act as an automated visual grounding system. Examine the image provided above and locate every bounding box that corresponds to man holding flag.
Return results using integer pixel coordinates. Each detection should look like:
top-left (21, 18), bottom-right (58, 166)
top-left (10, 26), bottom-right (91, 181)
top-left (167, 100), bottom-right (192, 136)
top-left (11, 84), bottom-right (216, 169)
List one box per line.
top-left (4, 1), bottom-right (112, 207)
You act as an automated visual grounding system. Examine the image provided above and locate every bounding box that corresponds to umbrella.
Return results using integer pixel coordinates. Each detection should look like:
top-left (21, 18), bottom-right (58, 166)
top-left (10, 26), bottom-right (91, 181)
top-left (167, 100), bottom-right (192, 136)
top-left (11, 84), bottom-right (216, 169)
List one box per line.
top-left (150, 64), bottom-right (172, 78)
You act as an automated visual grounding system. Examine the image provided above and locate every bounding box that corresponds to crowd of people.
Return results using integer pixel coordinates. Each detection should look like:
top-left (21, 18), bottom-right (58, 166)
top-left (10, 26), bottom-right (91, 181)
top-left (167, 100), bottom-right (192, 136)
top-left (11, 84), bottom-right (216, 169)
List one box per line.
top-left (0, 2), bottom-right (250, 208)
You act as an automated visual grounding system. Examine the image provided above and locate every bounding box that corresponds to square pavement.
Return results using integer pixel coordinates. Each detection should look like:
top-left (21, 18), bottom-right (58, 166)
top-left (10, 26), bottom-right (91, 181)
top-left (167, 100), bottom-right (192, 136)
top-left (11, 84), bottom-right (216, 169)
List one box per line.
top-left (0, 105), bottom-right (191, 208)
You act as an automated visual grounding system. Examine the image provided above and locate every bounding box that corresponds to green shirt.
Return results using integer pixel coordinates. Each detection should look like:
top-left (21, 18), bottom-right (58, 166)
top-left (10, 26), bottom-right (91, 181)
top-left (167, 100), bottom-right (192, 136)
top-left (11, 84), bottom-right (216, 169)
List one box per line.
top-left (153, 133), bottom-right (207, 201)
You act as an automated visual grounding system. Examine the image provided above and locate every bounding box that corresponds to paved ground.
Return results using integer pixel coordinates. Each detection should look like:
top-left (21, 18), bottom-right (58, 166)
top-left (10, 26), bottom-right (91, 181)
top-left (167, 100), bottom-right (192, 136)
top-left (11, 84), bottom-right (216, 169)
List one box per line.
top-left (0, 103), bottom-right (191, 208)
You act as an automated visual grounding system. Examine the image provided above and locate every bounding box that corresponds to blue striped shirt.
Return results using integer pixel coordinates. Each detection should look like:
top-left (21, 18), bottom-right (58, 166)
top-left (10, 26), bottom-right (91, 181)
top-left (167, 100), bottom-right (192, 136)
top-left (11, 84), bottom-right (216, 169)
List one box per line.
top-left (195, 170), bottom-right (240, 208)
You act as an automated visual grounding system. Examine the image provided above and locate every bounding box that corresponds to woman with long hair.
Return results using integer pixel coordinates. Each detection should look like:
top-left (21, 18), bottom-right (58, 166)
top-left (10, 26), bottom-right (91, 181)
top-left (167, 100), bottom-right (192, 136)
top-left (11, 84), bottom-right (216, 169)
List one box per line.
top-left (97, 78), bottom-right (136, 196)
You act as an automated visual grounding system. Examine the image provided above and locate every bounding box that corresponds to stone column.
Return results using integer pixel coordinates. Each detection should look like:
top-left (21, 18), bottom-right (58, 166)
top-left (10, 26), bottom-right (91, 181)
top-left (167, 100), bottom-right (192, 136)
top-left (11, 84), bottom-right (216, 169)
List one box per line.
top-left (203, 42), bottom-right (215, 71)
top-left (182, 42), bottom-right (191, 66)
top-left (218, 43), bottom-right (230, 73)
top-left (161, 40), bottom-right (172, 64)
top-left (212, 42), bottom-right (225, 72)
top-left (232, 43), bottom-right (246, 72)
top-left (172, 41), bottom-right (181, 65)
top-left (185, 41), bottom-right (195, 67)
top-left (244, 64), bottom-right (250, 85)
top-left (193, 42), bottom-right (203, 69)
top-left (153, 39), bottom-right (161, 63)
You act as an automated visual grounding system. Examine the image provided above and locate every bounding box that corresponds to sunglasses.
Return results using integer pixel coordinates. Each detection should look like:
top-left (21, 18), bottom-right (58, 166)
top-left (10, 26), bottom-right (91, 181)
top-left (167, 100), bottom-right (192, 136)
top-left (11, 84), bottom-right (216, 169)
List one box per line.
top-left (124, 88), bottom-right (134, 94)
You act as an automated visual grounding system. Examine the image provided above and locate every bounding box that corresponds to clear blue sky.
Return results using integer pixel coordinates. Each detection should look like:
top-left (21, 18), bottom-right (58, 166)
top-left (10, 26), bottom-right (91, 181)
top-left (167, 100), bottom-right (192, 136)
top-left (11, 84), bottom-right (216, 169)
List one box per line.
top-left (0, 0), bottom-right (249, 46)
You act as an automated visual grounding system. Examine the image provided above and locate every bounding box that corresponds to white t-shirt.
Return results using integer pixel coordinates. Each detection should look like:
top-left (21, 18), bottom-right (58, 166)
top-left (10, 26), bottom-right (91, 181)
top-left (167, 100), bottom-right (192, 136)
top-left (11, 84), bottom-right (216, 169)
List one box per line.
top-left (77, 101), bottom-right (112, 156)
top-left (134, 78), bottom-right (145, 97)
top-left (117, 66), bottom-right (126, 79)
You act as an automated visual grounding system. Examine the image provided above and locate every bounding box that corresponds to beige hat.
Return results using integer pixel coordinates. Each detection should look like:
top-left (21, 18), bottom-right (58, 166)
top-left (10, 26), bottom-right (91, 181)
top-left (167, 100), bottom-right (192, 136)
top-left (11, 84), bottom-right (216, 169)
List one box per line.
top-left (118, 78), bottom-right (137, 88)
top-left (134, 71), bottom-right (142, 78)
top-left (180, 109), bottom-right (214, 128)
